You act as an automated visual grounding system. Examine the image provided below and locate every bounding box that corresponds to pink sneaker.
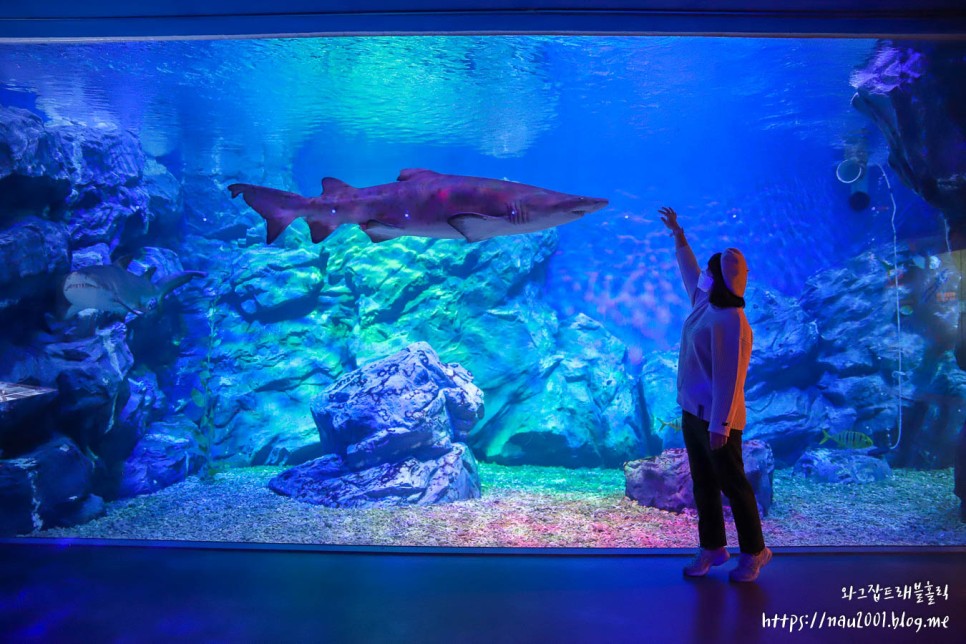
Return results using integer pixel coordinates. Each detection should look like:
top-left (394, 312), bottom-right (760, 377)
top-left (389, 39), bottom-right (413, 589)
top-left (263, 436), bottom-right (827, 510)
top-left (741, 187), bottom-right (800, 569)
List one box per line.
top-left (683, 547), bottom-right (730, 577)
top-left (729, 547), bottom-right (773, 582)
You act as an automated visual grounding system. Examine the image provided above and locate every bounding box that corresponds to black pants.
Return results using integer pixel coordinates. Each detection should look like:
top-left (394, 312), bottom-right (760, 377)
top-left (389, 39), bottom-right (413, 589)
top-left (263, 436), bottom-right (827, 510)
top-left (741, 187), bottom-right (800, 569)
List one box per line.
top-left (681, 410), bottom-right (765, 555)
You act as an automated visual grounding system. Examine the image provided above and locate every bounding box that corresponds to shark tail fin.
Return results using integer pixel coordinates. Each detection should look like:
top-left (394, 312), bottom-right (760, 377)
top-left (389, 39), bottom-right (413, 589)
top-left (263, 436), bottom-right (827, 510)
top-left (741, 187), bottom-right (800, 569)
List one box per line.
top-left (228, 183), bottom-right (306, 244)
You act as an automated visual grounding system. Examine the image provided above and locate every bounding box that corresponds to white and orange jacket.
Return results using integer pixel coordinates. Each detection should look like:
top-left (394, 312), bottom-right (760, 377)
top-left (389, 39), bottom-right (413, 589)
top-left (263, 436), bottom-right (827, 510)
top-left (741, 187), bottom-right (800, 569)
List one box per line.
top-left (673, 231), bottom-right (753, 438)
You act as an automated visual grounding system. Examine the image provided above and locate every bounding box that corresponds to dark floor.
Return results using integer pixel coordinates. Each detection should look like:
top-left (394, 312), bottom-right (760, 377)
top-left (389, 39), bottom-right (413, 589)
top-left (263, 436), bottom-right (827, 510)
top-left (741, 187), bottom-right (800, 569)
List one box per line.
top-left (1, 542), bottom-right (963, 644)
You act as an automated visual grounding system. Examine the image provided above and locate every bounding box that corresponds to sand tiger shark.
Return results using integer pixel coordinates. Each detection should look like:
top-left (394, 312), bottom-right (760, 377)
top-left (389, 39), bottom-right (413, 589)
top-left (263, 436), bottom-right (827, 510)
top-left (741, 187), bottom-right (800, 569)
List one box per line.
top-left (62, 257), bottom-right (206, 318)
top-left (228, 168), bottom-right (608, 244)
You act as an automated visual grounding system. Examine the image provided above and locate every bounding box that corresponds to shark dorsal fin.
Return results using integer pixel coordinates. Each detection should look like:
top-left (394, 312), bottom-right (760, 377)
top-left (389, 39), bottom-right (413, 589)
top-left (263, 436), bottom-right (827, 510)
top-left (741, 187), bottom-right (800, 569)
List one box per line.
top-left (113, 254), bottom-right (135, 269)
top-left (397, 168), bottom-right (440, 182)
top-left (321, 177), bottom-right (354, 195)
top-left (144, 266), bottom-right (157, 281)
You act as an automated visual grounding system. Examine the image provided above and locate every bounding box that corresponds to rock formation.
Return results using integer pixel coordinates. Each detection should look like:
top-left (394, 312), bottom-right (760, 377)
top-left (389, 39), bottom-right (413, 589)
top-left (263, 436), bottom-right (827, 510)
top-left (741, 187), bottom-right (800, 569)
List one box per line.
top-left (270, 343), bottom-right (483, 507)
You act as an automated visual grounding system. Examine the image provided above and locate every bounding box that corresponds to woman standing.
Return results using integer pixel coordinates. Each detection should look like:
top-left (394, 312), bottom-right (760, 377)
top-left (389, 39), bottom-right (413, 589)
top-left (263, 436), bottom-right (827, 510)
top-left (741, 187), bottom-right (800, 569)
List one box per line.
top-left (659, 206), bottom-right (772, 583)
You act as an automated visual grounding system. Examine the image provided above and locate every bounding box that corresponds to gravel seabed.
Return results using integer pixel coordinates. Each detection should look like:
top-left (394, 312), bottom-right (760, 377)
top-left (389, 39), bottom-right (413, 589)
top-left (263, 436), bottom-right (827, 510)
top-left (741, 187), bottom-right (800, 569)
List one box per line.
top-left (36, 464), bottom-right (966, 548)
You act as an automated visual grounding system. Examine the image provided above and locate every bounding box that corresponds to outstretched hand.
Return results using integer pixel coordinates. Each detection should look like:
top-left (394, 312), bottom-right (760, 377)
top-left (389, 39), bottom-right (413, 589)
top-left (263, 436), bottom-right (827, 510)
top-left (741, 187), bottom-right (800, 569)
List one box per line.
top-left (659, 206), bottom-right (682, 235)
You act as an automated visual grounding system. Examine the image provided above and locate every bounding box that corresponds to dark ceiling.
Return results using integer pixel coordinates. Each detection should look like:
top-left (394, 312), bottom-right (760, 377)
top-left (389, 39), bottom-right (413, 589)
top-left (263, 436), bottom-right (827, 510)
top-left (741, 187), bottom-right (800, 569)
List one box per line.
top-left (1, 1), bottom-right (965, 39)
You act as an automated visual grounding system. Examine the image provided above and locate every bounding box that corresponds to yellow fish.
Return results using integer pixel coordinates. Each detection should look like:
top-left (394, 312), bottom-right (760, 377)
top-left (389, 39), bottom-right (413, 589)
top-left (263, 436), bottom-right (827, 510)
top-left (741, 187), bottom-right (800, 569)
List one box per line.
top-left (820, 429), bottom-right (874, 450)
top-left (658, 417), bottom-right (683, 432)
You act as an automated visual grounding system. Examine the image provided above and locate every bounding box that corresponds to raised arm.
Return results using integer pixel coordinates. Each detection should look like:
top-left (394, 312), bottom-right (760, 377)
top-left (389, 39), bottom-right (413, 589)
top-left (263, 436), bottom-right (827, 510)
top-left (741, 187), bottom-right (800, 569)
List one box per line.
top-left (659, 206), bottom-right (700, 305)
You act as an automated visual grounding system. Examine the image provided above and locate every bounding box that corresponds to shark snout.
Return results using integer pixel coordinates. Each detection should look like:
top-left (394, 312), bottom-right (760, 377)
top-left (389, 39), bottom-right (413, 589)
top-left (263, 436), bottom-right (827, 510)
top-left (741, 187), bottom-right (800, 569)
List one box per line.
top-left (558, 195), bottom-right (609, 218)
top-left (571, 196), bottom-right (609, 216)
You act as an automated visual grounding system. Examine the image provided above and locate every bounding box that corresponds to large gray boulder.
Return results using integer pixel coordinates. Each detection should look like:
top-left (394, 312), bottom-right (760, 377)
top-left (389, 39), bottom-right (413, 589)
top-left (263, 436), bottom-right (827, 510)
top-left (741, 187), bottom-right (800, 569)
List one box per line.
top-left (624, 440), bottom-right (775, 517)
top-left (269, 443), bottom-right (480, 508)
top-left (0, 435), bottom-right (103, 536)
top-left (794, 448), bottom-right (892, 484)
top-left (270, 342), bottom-right (483, 507)
top-left (118, 417), bottom-right (205, 498)
top-left (312, 342), bottom-right (484, 464)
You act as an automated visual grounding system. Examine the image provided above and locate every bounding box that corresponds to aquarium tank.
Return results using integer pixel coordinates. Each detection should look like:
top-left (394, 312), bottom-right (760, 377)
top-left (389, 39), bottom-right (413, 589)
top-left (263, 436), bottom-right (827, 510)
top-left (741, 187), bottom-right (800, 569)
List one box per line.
top-left (0, 35), bottom-right (964, 549)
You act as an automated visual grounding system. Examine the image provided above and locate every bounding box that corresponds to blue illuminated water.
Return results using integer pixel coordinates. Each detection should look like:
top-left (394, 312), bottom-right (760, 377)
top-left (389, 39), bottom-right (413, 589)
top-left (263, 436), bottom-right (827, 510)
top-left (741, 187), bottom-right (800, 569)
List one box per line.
top-left (0, 35), bottom-right (949, 357)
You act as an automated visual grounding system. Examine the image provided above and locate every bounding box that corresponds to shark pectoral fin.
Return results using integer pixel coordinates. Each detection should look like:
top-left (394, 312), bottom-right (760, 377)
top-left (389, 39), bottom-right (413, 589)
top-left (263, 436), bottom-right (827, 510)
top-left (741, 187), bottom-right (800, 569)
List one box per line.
top-left (115, 298), bottom-right (142, 316)
top-left (361, 220), bottom-right (401, 244)
top-left (448, 213), bottom-right (497, 243)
